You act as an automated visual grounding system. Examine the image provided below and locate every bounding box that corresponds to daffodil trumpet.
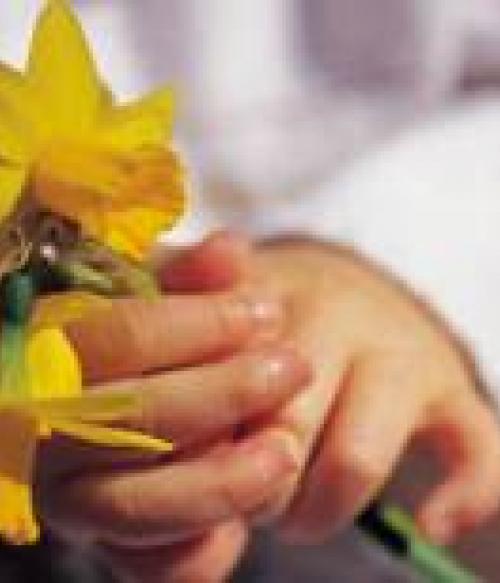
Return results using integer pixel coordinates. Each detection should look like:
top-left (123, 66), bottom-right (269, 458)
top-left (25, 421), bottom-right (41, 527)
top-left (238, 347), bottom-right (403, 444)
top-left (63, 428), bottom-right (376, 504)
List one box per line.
top-left (0, 0), bottom-right (187, 545)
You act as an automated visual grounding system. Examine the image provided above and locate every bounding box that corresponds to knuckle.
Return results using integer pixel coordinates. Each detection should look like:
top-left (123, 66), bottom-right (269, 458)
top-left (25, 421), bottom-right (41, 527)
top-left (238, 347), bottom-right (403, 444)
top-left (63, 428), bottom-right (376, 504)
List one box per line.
top-left (334, 445), bottom-right (386, 485)
top-left (213, 295), bottom-right (250, 342)
top-left (212, 471), bottom-right (271, 517)
top-left (114, 301), bottom-right (152, 367)
top-left (212, 479), bottom-right (249, 516)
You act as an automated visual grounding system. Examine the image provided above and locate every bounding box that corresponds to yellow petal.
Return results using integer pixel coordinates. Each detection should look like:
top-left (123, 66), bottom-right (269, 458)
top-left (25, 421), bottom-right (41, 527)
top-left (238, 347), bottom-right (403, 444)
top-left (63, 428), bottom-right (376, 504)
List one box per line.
top-left (0, 413), bottom-right (39, 545)
top-left (0, 63), bottom-right (35, 161)
top-left (33, 142), bottom-right (128, 214)
top-left (98, 86), bottom-right (175, 149)
top-left (33, 144), bottom-right (187, 259)
top-left (32, 291), bottom-right (112, 331)
top-left (0, 125), bottom-right (27, 166)
top-left (27, 0), bottom-right (103, 134)
top-left (27, 327), bottom-right (81, 400)
top-left (89, 148), bottom-right (187, 259)
top-left (22, 391), bottom-right (140, 423)
top-left (0, 164), bottom-right (27, 223)
top-left (97, 206), bottom-right (185, 261)
top-left (49, 419), bottom-right (174, 452)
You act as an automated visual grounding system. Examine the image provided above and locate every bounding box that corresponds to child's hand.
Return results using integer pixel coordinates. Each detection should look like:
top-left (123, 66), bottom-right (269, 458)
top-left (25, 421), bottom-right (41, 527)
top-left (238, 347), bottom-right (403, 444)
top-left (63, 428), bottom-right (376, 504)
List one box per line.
top-left (247, 239), bottom-right (500, 545)
top-left (131, 235), bottom-right (500, 583)
top-left (39, 233), bottom-right (500, 583)
top-left (36, 234), bottom-right (310, 578)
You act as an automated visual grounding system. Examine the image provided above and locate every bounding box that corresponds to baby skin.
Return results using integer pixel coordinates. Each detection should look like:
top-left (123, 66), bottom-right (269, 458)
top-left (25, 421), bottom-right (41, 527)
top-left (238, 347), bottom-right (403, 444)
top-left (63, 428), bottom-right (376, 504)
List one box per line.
top-left (37, 232), bottom-right (500, 582)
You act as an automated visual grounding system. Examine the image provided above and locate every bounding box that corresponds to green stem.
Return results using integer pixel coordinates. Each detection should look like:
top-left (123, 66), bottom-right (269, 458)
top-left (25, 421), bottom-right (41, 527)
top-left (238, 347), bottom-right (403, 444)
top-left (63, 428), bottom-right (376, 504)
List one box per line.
top-left (2, 273), bottom-right (35, 324)
top-left (53, 259), bottom-right (160, 299)
top-left (0, 273), bottom-right (35, 398)
top-left (358, 504), bottom-right (479, 582)
top-left (52, 261), bottom-right (116, 296)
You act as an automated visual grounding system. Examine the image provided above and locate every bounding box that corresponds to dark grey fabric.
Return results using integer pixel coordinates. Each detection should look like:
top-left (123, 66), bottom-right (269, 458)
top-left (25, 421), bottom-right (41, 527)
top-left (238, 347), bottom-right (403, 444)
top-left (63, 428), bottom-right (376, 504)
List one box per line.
top-left (234, 528), bottom-right (415, 583)
top-left (0, 536), bottom-right (113, 583)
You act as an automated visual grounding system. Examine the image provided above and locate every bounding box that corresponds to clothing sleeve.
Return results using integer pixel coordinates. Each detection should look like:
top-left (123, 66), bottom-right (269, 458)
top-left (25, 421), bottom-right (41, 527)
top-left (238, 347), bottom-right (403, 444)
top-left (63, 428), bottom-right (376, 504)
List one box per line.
top-left (247, 98), bottom-right (500, 407)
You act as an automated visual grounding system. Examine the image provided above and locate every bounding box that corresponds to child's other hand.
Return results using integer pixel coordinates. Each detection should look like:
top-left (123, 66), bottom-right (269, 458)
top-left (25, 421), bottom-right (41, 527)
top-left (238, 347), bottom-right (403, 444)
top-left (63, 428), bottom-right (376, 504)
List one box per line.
top-left (247, 240), bottom-right (500, 546)
top-left (106, 234), bottom-right (500, 583)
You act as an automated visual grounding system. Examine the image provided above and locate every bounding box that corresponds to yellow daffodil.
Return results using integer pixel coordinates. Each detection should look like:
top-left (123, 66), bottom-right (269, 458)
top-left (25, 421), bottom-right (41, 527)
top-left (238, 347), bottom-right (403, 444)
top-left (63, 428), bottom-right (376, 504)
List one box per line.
top-left (0, 284), bottom-right (172, 545)
top-left (0, 0), bottom-right (187, 260)
top-left (0, 0), bottom-right (186, 544)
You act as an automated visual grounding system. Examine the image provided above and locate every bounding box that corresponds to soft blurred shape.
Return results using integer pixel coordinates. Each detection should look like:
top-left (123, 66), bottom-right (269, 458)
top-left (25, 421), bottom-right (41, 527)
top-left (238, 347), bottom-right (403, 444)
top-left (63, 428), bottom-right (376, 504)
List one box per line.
top-left (98, 0), bottom-right (500, 232)
top-left (8, 1), bottom-right (500, 234)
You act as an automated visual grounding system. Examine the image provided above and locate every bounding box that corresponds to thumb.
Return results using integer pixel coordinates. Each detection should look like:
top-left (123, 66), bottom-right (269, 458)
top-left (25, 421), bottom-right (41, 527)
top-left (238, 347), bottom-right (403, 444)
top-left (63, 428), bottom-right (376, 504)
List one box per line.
top-left (157, 231), bottom-right (252, 293)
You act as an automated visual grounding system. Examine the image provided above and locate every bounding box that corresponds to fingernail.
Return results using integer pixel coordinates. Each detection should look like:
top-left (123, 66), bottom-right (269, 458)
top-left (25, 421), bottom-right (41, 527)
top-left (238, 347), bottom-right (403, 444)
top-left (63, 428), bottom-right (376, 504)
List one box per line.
top-left (241, 430), bottom-right (301, 483)
top-left (249, 296), bottom-right (284, 330)
top-left (224, 296), bottom-right (282, 335)
top-left (256, 348), bottom-right (312, 393)
top-left (217, 297), bottom-right (280, 343)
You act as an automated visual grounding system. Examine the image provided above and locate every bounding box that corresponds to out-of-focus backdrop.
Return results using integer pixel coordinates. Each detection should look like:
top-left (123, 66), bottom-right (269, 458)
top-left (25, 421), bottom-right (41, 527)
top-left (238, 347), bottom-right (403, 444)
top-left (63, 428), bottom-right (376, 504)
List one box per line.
top-left (4, 1), bottom-right (500, 235)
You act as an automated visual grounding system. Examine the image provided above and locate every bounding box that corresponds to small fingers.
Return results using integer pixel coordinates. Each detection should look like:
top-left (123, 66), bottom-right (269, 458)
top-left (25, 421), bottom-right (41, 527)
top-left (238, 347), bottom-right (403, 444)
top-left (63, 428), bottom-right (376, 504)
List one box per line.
top-left (96, 347), bottom-right (310, 448)
top-left (244, 337), bottom-right (352, 523)
top-left (156, 231), bottom-right (252, 293)
top-left (280, 357), bottom-right (421, 543)
top-left (67, 291), bottom-right (282, 383)
top-left (43, 429), bottom-right (300, 547)
top-left (417, 393), bottom-right (500, 545)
